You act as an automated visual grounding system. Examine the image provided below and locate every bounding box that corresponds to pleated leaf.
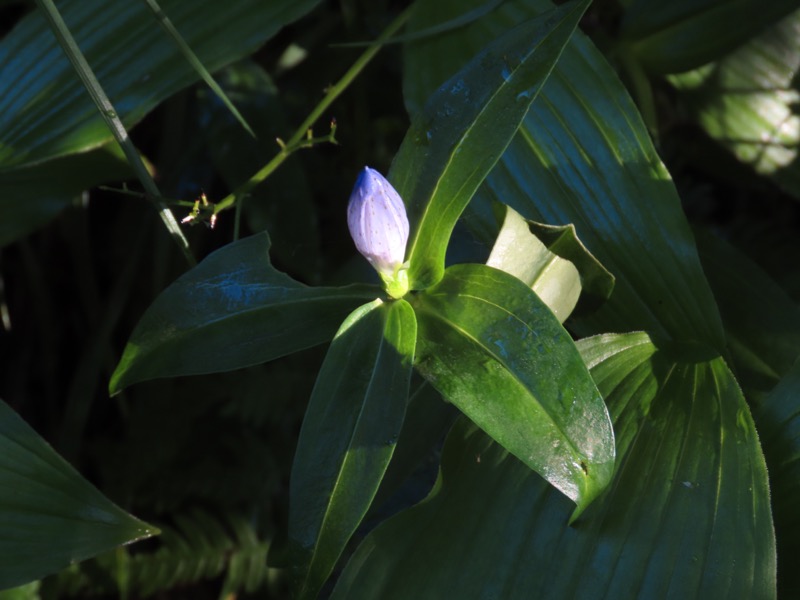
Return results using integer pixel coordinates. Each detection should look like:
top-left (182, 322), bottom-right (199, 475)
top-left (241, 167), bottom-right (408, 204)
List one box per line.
top-left (0, 0), bottom-right (322, 169)
top-left (110, 233), bottom-right (379, 393)
top-left (289, 299), bottom-right (416, 600)
top-left (0, 399), bottom-right (156, 589)
top-left (668, 8), bottom-right (800, 200)
top-left (0, 0), bottom-right (323, 245)
top-left (332, 333), bottom-right (776, 599)
top-left (391, 0), bottom-right (590, 290)
top-left (411, 264), bottom-right (615, 517)
top-left (403, 0), bottom-right (726, 350)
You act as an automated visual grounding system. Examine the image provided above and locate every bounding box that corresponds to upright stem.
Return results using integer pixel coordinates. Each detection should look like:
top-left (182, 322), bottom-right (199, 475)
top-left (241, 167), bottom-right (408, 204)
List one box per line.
top-left (213, 5), bottom-right (414, 216)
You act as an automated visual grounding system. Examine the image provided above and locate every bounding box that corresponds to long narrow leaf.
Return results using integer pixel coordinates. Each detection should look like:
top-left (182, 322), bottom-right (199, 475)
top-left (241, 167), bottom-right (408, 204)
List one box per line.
top-left (141, 0), bottom-right (255, 138)
top-left (404, 0), bottom-right (726, 350)
top-left (0, 0), bottom-right (322, 169)
top-left (391, 0), bottom-right (590, 290)
top-left (289, 299), bottom-right (416, 599)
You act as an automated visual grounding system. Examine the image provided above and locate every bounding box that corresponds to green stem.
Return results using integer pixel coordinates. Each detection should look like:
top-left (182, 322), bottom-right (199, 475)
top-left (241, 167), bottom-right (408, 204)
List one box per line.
top-left (213, 5), bottom-right (414, 216)
top-left (35, 0), bottom-right (196, 266)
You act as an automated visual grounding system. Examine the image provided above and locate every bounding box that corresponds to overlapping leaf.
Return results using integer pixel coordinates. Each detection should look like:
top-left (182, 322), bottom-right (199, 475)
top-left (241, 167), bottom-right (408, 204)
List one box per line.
top-left (411, 264), bottom-right (615, 516)
top-left (404, 0), bottom-right (726, 350)
top-left (486, 205), bottom-right (581, 322)
top-left (289, 299), bottom-right (415, 600)
top-left (390, 0), bottom-right (590, 289)
top-left (0, 399), bottom-right (156, 589)
top-left (110, 233), bottom-right (379, 393)
top-left (486, 204), bottom-right (614, 321)
top-left (333, 333), bottom-right (776, 599)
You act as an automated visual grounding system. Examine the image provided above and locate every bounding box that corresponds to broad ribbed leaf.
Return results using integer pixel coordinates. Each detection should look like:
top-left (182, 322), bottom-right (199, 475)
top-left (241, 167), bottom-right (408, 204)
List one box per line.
top-left (289, 299), bottom-right (416, 600)
top-left (0, 0), bottom-right (322, 169)
top-left (756, 363), bottom-right (800, 597)
top-left (668, 8), bottom-right (800, 200)
top-left (0, 399), bottom-right (156, 589)
top-left (0, 145), bottom-right (131, 247)
top-left (619, 0), bottom-right (799, 73)
top-left (696, 231), bottom-right (800, 397)
top-left (109, 233), bottom-right (379, 393)
top-left (333, 333), bottom-right (776, 599)
top-left (411, 264), bottom-right (614, 516)
top-left (404, 0), bottom-right (725, 350)
top-left (391, 0), bottom-right (590, 290)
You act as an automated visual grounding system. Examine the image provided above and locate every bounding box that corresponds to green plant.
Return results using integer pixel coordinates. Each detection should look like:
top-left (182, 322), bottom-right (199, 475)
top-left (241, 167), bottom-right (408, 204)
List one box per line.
top-left (0, 0), bottom-right (798, 598)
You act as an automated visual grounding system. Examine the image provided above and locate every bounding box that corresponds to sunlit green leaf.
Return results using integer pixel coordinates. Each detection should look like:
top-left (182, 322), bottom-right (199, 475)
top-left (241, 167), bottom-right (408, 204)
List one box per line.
top-left (487, 204), bottom-right (581, 322)
top-left (668, 8), bottom-right (800, 199)
top-left (289, 299), bottom-right (416, 600)
top-left (391, 0), bottom-right (590, 290)
top-left (333, 333), bottom-right (776, 599)
top-left (0, 399), bottom-right (156, 589)
top-left (109, 233), bottom-right (379, 393)
top-left (404, 0), bottom-right (726, 350)
top-left (411, 263), bottom-right (614, 516)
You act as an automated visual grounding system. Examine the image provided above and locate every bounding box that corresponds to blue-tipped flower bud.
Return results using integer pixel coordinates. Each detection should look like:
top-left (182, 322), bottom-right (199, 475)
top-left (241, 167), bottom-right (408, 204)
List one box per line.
top-left (347, 167), bottom-right (410, 298)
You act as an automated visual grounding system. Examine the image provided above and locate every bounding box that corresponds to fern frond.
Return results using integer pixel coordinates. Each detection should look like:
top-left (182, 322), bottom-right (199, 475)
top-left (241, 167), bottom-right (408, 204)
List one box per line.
top-left (46, 508), bottom-right (277, 599)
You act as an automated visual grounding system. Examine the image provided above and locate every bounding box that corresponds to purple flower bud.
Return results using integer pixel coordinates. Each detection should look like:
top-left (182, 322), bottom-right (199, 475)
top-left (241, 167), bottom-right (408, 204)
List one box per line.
top-left (347, 167), bottom-right (409, 277)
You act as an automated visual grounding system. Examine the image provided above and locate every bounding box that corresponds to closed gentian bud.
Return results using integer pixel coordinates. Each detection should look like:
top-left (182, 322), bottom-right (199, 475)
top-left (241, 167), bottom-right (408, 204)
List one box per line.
top-left (347, 166), bottom-right (410, 298)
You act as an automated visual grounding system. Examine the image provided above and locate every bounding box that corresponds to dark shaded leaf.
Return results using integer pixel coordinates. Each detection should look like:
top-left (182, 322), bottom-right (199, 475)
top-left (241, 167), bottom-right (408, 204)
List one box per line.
top-left (0, 399), bottom-right (156, 589)
top-left (0, 145), bottom-right (131, 246)
top-left (756, 362), bottom-right (800, 598)
top-left (696, 230), bottom-right (800, 398)
top-left (619, 0), bottom-right (799, 74)
top-left (110, 233), bottom-right (379, 393)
